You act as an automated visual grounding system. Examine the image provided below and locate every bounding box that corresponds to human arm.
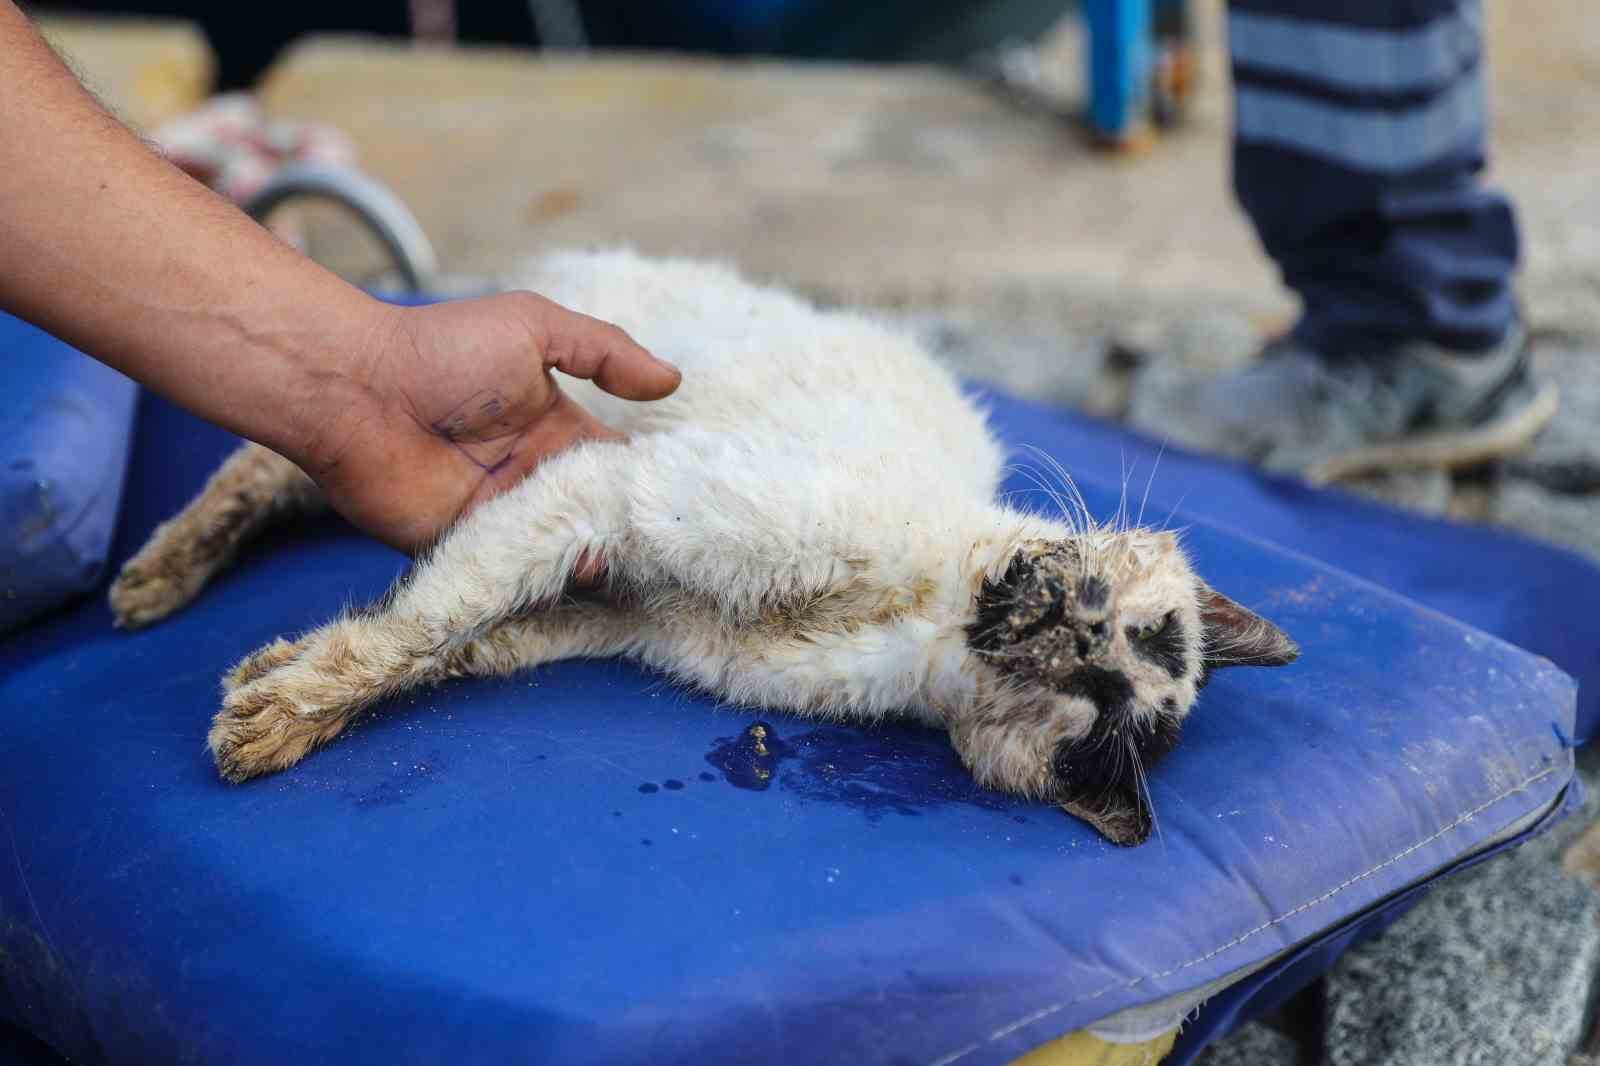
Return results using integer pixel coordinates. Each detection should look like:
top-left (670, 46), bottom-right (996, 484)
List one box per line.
top-left (0, 1), bottom-right (678, 551)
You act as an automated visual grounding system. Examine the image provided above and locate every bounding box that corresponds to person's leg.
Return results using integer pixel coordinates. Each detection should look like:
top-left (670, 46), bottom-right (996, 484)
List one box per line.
top-left (1230, 0), bottom-right (1516, 355)
top-left (1154, 0), bottom-right (1556, 481)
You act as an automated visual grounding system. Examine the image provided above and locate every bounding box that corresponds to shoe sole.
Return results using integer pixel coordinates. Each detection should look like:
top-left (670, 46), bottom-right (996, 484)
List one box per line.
top-left (1305, 380), bottom-right (1561, 485)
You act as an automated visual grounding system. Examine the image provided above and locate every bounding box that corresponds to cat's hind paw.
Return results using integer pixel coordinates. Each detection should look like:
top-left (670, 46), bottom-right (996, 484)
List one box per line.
top-left (109, 560), bottom-right (204, 629)
top-left (209, 661), bottom-right (357, 783)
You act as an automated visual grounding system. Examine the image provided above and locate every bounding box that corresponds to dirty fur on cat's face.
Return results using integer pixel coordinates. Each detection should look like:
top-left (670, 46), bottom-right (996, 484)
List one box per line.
top-left (958, 530), bottom-right (1297, 846)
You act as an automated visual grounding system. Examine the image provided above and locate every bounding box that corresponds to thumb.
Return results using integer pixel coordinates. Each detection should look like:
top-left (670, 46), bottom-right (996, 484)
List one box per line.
top-left (528, 295), bottom-right (681, 401)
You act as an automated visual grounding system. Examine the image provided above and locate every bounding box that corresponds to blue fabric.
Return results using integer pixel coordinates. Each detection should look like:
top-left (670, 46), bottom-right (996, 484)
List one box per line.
top-left (0, 312), bottom-right (138, 633)
top-left (1, 1021), bottom-right (66, 1066)
top-left (0, 367), bottom-right (1585, 1065)
top-left (1083, 0), bottom-right (1153, 138)
top-left (1228, 0), bottom-right (1518, 354)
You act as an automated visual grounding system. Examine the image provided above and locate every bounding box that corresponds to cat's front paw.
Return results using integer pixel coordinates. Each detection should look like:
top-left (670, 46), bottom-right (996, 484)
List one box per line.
top-left (222, 637), bottom-right (307, 692)
top-left (109, 560), bottom-right (202, 629)
top-left (209, 660), bottom-right (355, 783)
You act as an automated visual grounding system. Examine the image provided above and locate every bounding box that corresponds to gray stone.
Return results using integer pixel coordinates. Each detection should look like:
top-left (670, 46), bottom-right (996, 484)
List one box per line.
top-left (1492, 481), bottom-right (1600, 563)
top-left (1122, 358), bottom-right (1227, 457)
top-left (1194, 1021), bottom-right (1298, 1066)
top-left (1342, 469), bottom-right (1457, 517)
top-left (898, 309), bottom-right (1117, 414)
top-left (1321, 758), bottom-right (1600, 1066)
top-left (1152, 309), bottom-right (1265, 376)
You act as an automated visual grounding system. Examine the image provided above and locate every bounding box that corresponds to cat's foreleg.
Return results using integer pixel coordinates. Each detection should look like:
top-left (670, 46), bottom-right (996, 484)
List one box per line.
top-left (110, 442), bottom-right (322, 628)
top-left (210, 604), bottom-right (644, 782)
top-left (209, 441), bottom-right (633, 781)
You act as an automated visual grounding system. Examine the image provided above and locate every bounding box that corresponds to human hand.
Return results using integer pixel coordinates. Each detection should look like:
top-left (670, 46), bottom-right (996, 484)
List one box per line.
top-left (301, 291), bottom-right (679, 555)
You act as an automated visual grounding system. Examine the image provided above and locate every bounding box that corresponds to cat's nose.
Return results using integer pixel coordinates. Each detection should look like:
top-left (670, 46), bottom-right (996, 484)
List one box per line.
top-left (1073, 578), bottom-right (1112, 658)
top-left (1074, 619), bottom-right (1111, 659)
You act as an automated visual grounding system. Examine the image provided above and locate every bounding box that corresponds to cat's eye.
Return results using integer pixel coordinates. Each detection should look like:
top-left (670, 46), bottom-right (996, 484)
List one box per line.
top-left (1133, 612), bottom-right (1173, 641)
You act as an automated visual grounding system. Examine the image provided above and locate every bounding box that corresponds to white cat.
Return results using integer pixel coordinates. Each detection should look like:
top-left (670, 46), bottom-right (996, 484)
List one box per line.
top-left (110, 249), bottom-right (1297, 845)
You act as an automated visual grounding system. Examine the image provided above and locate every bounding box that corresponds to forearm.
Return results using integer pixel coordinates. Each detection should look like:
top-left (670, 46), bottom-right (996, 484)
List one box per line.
top-left (0, 2), bottom-right (393, 467)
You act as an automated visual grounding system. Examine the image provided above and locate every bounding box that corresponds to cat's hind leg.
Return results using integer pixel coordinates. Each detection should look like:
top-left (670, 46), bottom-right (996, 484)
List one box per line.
top-left (208, 441), bottom-right (633, 781)
top-left (111, 442), bottom-right (322, 628)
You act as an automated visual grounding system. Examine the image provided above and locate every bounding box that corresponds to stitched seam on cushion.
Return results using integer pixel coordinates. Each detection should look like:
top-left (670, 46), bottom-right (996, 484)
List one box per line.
top-left (928, 764), bottom-right (1559, 1066)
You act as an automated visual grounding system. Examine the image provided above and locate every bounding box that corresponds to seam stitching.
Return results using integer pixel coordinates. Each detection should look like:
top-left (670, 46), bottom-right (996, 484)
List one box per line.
top-left (928, 764), bottom-right (1559, 1066)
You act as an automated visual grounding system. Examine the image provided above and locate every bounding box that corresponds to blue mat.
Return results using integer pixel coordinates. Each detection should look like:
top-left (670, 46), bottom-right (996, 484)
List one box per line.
top-left (0, 311), bottom-right (138, 634)
top-left (1, 318), bottom-right (1593, 1064)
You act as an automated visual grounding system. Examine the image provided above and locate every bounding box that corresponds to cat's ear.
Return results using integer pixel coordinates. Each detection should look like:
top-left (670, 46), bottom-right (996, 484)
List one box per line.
top-left (1061, 787), bottom-right (1151, 847)
top-left (1198, 585), bottom-right (1299, 669)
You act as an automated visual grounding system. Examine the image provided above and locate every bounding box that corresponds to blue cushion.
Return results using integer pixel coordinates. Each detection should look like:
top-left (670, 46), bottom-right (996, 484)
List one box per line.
top-left (0, 377), bottom-right (1584, 1066)
top-left (0, 312), bottom-right (138, 633)
top-left (1, 1021), bottom-right (65, 1066)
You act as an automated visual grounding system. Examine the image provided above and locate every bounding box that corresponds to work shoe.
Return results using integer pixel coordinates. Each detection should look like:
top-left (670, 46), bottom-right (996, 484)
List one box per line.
top-left (1152, 324), bottom-right (1560, 483)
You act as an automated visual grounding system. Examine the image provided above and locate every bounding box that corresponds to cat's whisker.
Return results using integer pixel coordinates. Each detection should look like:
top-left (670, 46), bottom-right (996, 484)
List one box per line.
top-left (1008, 464), bottom-right (1079, 532)
top-left (1007, 455), bottom-right (1068, 517)
top-left (1159, 489), bottom-right (1194, 533)
top-left (1128, 735), bottom-right (1163, 849)
top-left (1135, 441), bottom-right (1169, 531)
top-left (1018, 445), bottom-right (1095, 536)
top-left (1117, 449), bottom-right (1132, 535)
top-left (1004, 460), bottom-right (1075, 531)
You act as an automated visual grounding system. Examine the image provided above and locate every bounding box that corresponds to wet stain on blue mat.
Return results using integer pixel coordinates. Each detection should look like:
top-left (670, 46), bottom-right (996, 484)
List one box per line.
top-left (704, 721), bottom-right (1015, 819)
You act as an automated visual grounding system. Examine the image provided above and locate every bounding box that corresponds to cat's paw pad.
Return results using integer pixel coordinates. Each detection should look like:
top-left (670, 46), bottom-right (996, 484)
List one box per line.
top-left (223, 638), bottom-right (306, 692)
top-left (109, 561), bottom-right (199, 629)
top-left (209, 668), bottom-right (352, 783)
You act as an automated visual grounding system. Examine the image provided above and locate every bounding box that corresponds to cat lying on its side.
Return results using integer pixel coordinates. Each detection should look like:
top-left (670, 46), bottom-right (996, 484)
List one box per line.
top-left (110, 250), bottom-right (1297, 845)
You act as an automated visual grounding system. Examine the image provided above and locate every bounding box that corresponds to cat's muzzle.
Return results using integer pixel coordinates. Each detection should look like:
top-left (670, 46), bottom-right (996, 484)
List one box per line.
top-left (968, 556), bottom-right (1117, 686)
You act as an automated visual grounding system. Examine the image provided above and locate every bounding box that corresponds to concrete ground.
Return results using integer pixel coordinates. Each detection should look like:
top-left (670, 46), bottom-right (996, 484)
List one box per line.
top-left (42, 4), bottom-right (1600, 1063)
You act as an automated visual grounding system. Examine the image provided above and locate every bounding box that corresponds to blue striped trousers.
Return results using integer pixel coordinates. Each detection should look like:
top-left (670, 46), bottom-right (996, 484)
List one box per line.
top-left (1228, 0), bottom-right (1518, 354)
